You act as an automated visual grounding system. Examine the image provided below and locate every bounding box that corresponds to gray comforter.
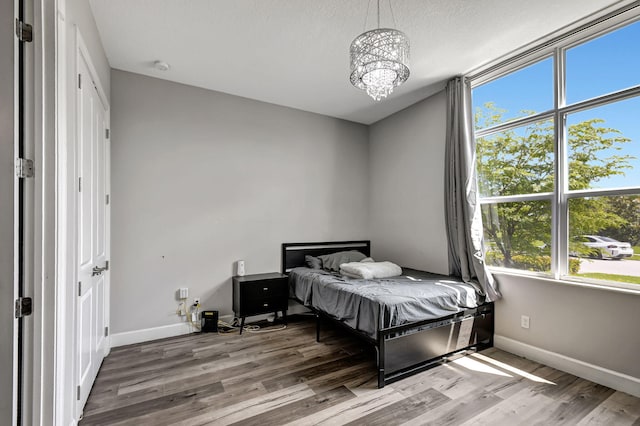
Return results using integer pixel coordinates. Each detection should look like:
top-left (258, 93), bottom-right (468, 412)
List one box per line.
top-left (289, 267), bottom-right (480, 338)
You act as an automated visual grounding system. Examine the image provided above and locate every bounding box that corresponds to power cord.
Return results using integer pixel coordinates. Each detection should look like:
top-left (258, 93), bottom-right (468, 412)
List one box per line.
top-left (178, 298), bottom-right (201, 332)
top-left (216, 318), bottom-right (287, 334)
top-left (243, 324), bottom-right (287, 333)
top-left (217, 319), bottom-right (239, 333)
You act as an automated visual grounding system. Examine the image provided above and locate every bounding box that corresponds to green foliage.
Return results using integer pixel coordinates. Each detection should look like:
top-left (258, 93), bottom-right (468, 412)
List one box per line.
top-left (476, 119), bottom-right (554, 198)
top-left (568, 258), bottom-right (581, 274)
top-left (567, 120), bottom-right (632, 191)
top-left (476, 103), bottom-right (635, 268)
top-left (510, 254), bottom-right (551, 273)
top-left (482, 201), bottom-right (550, 268)
top-left (575, 273), bottom-right (640, 285)
top-left (600, 196), bottom-right (640, 246)
top-left (485, 251), bottom-right (580, 274)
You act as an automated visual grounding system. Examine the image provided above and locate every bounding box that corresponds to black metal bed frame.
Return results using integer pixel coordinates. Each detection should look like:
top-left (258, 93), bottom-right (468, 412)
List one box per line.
top-left (282, 240), bottom-right (494, 388)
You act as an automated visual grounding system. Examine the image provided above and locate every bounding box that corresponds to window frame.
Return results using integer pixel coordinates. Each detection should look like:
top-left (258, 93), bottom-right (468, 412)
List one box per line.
top-left (470, 10), bottom-right (640, 291)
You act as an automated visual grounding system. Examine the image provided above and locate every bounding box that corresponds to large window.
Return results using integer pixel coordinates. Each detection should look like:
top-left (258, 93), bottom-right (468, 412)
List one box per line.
top-left (472, 16), bottom-right (640, 289)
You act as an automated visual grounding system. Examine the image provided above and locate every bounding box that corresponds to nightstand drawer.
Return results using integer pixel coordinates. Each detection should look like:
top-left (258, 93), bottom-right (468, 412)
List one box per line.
top-left (241, 296), bottom-right (287, 316)
top-left (241, 278), bottom-right (287, 301)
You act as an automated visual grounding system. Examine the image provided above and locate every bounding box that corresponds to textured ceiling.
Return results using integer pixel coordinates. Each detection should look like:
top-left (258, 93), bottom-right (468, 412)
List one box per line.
top-left (89, 0), bottom-right (631, 124)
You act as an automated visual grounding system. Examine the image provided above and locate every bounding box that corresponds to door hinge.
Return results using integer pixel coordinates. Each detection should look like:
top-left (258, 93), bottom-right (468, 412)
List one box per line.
top-left (106, 194), bottom-right (110, 205)
top-left (78, 281), bottom-right (82, 297)
top-left (78, 177), bottom-right (82, 192)
top-left (15, 297), bottom-right (33, 318)
top-left (77, 385), bottom-right (81, 401)
top-left (15, 19), bottom-right (33, 43)
top-left (16, 158), bottom-right (34, 178)
top-left (78, 73), bottom-right (81, 89)
top-left (105, 128), bottom-right (110, 139)
top-left (105, 326), bottom-right (109, 337)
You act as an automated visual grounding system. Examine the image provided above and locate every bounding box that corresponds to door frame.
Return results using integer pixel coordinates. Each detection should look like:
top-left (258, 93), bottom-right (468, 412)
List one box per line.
top-left (29, 0), bottom-right (56, 423)
top-left (18, 0), bottom-right (57, 424)
top-left (7, 0), bottom-right (102, 424)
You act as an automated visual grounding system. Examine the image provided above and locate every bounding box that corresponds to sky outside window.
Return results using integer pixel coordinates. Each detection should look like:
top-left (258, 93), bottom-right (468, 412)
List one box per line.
top-left (473, 58), bottom-right (553, 129)
top-left (566, 20), bottom-right (640, 104)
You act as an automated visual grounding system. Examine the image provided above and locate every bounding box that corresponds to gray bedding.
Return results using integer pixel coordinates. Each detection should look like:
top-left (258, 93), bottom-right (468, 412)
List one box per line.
top-left (289, 267), bottom-right (481, 338)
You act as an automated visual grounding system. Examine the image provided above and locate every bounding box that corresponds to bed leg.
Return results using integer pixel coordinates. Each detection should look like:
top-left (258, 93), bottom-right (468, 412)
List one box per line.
top-left (374, 346), bottom-right (385, 388)
top-left (315, 313), bottom-right (321, 343)
top-left (377, 331), bottom-right (386, 388)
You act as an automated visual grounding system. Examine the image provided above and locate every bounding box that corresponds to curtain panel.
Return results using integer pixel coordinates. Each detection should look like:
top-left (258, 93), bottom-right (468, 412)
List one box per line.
top-left (444, 76), bottom-right (501, 302)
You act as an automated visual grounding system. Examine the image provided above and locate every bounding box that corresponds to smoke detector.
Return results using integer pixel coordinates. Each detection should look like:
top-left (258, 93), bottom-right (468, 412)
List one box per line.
top-left (153, 61), bottom-right (170, 71)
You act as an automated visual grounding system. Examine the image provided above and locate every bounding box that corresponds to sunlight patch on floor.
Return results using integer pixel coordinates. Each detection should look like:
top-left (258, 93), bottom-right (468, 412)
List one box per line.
top-left (470, 352), bottom-right (556, 385)
top-left (452, 356), bottom-right (512, 377)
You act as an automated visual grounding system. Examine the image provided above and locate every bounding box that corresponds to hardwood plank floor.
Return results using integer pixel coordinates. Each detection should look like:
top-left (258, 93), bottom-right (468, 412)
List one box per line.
top-left (80, 316), bottom-right (640, 425)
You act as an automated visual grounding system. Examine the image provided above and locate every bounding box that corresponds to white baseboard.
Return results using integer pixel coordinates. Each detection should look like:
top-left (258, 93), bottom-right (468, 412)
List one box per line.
top-left (494, 335), bottom-right (640, 398)
top-left (111, 309), bottom-right (307, 348)
top-left (110, 315), bottom-right (240, 347)
top-left (111, 322), bottom-right (194, 347)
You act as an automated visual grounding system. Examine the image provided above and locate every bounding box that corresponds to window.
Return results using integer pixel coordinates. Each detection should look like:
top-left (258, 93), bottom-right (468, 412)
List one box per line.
top-left (471, 16), bottom-right (640, 289)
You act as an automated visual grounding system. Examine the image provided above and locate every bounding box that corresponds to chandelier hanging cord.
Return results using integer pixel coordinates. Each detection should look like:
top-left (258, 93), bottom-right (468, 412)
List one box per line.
top-left (388, 0), bottom-right (398, 29)
top-left (363, 0), bottom-right (372, 32)
top-left (362, 0), bottom-right (398, 32)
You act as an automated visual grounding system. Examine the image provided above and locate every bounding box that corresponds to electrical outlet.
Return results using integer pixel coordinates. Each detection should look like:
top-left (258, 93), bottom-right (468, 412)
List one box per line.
top-left (177, 302), bottom-right (186, 316)
top-left (521, 315), bottom-right (530, 329)
top-left (194, 298), bottom-right (200, 305)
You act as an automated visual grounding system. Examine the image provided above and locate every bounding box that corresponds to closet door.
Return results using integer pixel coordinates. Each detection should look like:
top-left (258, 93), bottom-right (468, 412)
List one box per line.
top-left (76, 49), bottom-right (109, 414)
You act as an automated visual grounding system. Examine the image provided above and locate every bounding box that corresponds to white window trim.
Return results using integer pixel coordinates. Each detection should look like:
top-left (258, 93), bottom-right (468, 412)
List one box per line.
top-left (490, 267), bottom-right (640, 295)
top-left (470, 6), bottom-right (640, 288)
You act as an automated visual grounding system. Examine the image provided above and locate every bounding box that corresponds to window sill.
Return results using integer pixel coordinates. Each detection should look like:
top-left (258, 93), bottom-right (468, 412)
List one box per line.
top-left (488, 267), bottom-right (640, 296)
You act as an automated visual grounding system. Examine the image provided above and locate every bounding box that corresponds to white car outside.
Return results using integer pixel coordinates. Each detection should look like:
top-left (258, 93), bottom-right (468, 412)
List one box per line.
top-left (579, 235), bottom-right (634, 260)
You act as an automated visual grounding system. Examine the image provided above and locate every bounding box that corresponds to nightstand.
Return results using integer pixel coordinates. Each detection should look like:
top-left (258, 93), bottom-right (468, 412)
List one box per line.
top-left (232, 272), bottom-right (288, 334)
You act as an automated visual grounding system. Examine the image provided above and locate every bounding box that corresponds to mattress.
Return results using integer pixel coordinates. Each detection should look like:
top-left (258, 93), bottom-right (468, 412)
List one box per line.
top-left (289, 267), bottom-right (480, 338)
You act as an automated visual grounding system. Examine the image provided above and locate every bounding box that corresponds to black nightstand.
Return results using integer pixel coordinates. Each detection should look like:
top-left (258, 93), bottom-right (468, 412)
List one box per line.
top-left (232, 272), bottom-right (288, 334)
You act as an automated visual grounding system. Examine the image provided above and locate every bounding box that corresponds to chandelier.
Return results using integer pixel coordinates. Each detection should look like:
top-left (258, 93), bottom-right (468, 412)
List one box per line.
top-left (350, 0), bottom-right (410, 101)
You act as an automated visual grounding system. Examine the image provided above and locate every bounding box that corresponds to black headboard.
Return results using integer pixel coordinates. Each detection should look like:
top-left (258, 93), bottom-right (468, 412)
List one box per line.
top-left (281, 240), bottom-right (371, 273)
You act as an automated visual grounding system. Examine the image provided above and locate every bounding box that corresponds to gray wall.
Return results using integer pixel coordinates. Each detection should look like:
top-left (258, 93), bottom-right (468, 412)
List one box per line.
top-left (369, 91), bottom-right (449, 275)
top-left (368, 89), bottom-right (639, 379)
top-left (110, 70), bottom-right (369, 334)
top-left (494, 273), bottom-right (640, 378)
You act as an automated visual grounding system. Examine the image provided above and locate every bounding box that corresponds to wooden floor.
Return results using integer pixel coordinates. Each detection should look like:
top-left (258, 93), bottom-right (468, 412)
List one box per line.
top-left (80, 316), bottom-right (640, 426)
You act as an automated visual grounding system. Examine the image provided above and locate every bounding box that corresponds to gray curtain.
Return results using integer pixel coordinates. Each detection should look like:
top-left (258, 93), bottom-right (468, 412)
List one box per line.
top-left (444, 76), bottom-right (500, 302)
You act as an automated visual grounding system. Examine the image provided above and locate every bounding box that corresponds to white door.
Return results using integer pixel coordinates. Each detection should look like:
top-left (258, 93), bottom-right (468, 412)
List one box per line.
top-left (76, 50), bottom-right (110, 414)
top-left (0, 0), bottom-right (17, 422)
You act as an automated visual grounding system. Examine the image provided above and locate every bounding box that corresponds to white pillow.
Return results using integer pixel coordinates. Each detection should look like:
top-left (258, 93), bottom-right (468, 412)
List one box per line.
top-left (340, 261), bottom-right (402, 279)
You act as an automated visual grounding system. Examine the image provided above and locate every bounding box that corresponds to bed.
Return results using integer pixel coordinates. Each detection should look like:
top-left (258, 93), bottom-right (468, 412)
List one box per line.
top-left (282, 240), bottom-right (494, 388)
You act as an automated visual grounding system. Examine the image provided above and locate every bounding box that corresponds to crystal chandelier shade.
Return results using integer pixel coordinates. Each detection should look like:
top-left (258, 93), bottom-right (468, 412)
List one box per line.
top-left (350, 28), bottom-right (410, 101)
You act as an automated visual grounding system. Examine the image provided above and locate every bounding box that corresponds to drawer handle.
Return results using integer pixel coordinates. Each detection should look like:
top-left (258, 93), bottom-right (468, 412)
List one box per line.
top-left (263, 287), bottom-right (269, 291)
top-left (263, 303), bottom-right (269, 307)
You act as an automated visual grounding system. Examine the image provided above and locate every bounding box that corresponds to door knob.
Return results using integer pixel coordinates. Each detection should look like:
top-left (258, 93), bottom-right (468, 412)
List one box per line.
top-left (92, 261), bottom-right (110, 276)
